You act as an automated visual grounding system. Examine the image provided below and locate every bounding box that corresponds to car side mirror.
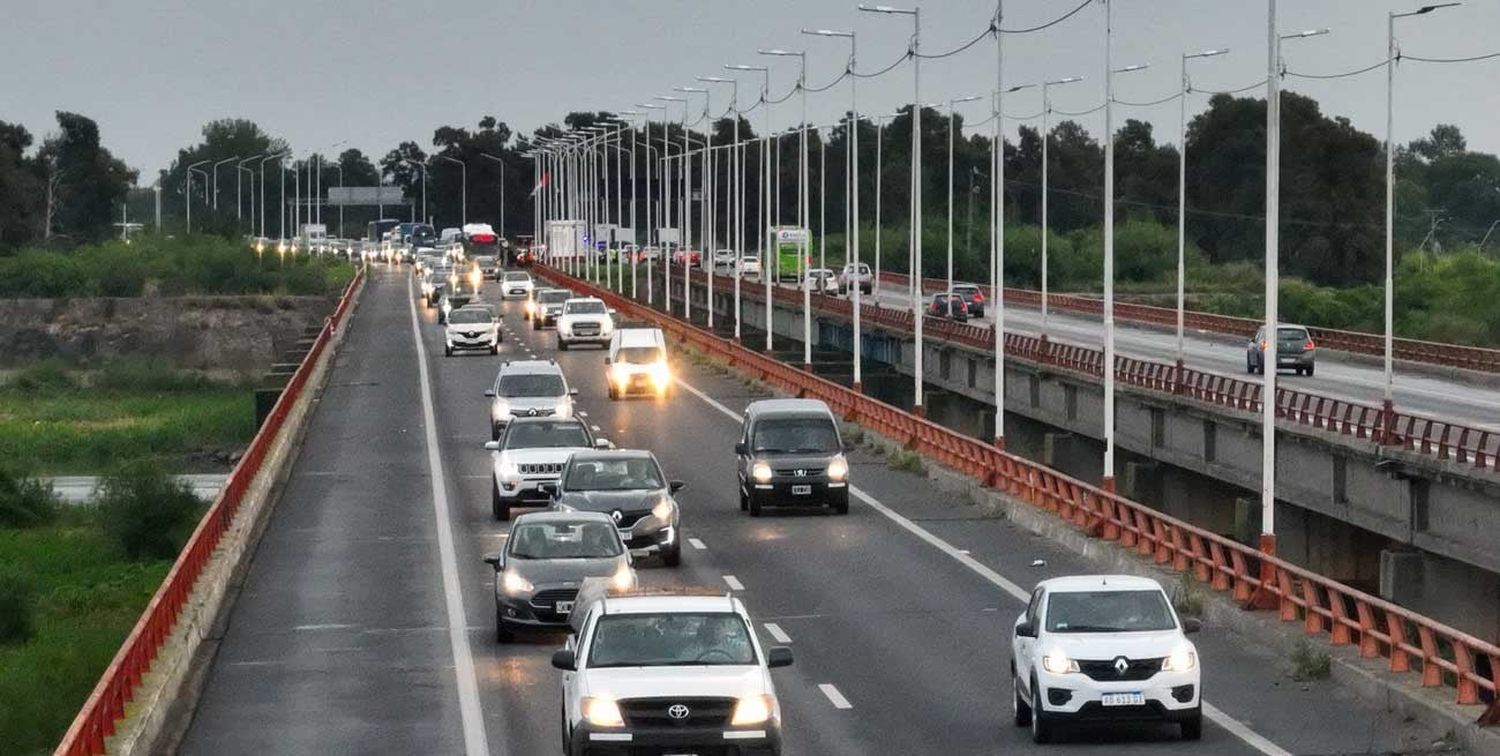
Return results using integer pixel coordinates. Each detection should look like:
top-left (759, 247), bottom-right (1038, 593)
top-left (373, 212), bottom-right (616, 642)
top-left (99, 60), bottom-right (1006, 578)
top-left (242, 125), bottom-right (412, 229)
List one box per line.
top-left (1015, 620), bottom-right (1037, 639)
top-left (484, 389), bottom-right (496, 397)
top-left (608, 308), bottom-right (617, 316)
top-left (668, 480), bottom-right (686, 493)
top-left (734, 442), bottom-right (747, 455)
top-left (551, 649), bottom-right (577, 671)
top-left (482, 553), bottom-right (504, 570)
top-left (843, 442), bottom-right (856, 453)
top-left (569, 388), bottom-right (580, 396)
top-left (594, 438), bottom-right (612, 450)
top-left (484, 441), bottom-right (500, 451)
top-left (766, 646), bottom-right (794, 668)
top-left (1181, 618), bottom-right (1201, 635)
top-left (538, 482), bottom-right (559, 498)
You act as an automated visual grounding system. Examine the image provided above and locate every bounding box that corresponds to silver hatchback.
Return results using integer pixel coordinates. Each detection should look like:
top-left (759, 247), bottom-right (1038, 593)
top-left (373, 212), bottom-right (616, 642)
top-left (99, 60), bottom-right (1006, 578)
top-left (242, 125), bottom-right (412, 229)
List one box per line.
top-left (1247, 324), bottom-right (1316, 376)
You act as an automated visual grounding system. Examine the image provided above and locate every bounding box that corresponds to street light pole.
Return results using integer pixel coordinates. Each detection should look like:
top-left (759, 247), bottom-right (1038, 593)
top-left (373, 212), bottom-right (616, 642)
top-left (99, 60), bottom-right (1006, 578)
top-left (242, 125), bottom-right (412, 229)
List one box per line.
top-left (186, 159), bottom-right (210, 234)
top-left (946, 95), bottom-right (980, 290)
top-left (212, 156), bottom-right (239, 212)
top-left (726, 64), bottom-right (772, 352)
top-left (677, 87), bottom-right (710, 325)
top-left (1039, 75), bottom-right (1082, 333)
top-left (434, 154), bottom-right (468, 227)
top-left (1177, 49), bottom-right (1229, 365)
top-left (701, 77), bottom-right (742, 337)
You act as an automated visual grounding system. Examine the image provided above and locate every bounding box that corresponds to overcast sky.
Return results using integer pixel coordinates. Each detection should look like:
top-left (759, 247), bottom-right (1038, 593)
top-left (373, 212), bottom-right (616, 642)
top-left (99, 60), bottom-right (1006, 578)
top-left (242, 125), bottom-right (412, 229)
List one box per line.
top-left (5, 0), bottom-right (1498, 178)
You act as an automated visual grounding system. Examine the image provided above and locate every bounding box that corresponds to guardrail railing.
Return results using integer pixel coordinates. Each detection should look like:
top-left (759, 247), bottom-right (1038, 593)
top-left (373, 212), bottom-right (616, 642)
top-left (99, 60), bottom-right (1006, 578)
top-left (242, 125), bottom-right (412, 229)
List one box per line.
top-left (674, 267), bottom-right (1500, 472)
top-left (54, 268), bottom-right (364, 756)
top-left (546, 263), bottom-right (1500, 723)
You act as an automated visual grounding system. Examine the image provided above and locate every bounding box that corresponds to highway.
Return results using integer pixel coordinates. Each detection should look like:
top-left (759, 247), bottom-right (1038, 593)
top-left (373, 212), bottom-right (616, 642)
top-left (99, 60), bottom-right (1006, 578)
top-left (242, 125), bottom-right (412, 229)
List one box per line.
top-left (179, 264), bottom-right (1454, 755)
top-left (721, 270), bottom-right (1500, 432)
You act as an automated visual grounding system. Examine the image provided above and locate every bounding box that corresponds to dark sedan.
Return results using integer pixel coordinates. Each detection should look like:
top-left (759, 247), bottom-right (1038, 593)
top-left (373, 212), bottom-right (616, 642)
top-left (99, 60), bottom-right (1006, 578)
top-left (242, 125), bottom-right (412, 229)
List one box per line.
top-left (545, 450), bottom-right (684, 566)
top-left (1247, 324), bottom-right (1316, 376)
top-left (928, 292), bottom-right (970, 322)
top-left (481, 511), bottom-right (635, 642)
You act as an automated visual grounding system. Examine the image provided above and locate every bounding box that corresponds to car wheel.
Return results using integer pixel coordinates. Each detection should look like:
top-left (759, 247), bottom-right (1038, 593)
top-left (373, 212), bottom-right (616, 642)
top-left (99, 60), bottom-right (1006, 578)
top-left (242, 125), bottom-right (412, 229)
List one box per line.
top-left (1181, 708), bottom-right (1203, 741)
top-left (492, 484), bottom-right (510, 521)
top-left (662, 541), bottom-right (683, 567)
top-left (832, 494), bottom-right (849, 515)
top-left (1012, 668), bottom-right (1032, 727)
top-left (533, 319), bottom-right (541, 331)
top-left (1246, 359), bottom-right (1256, 375)
top-left (748, 494), bottom-right (763, 518)
top-left (490, 344), bottom-right (499, 355)
top-left (558, 339), bottom-right (569, 351)
top-left (738, 486), bottom-right (749, 512)
top-left (1030, 677), bottom-right (1054, 743)
top-left (495, 608), bottom-right (513, 643)
top-left (1305, 364), bottom-right (1315, 377)
top-left (491, 423), bottom-right (501, 441)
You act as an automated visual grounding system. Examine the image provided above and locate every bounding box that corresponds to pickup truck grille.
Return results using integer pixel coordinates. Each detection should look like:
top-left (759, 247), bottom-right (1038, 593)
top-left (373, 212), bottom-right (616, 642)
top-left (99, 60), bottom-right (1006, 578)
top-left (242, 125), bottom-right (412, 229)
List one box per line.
top-left (619, 697), bottom-right (734, 728)
top-left (572, 323), bottom-right (601, 336)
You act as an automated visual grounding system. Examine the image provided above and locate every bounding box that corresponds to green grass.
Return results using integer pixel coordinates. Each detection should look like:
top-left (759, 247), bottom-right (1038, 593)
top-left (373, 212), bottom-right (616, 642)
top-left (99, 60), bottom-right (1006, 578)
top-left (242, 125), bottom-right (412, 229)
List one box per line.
top-left (0, 521), bottom-right (171, 755)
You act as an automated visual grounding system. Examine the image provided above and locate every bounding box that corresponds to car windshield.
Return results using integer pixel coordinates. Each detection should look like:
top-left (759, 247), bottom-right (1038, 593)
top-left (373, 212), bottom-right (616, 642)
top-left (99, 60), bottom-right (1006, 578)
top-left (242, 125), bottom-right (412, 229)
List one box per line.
top-left (565, 300), bottom-right (607, 314)
top-left (540, 291), bottom-right (571, 304)
top-left (563, 457), bottom-right (665, 491)
top-left (1045, 590), bottom-right (1177, 633)
top-left (504, 273), bottom-right (531, 282)
top-left (475, 256), bottom-right (496, 265)
top-left (508, 521), bottom-right (622, 559)
top-left (495, 373), bottom-right (565, 398)
top-left (753, 417), bottom-right (839, 454)
top-left (448, 309), bottom-right (492, 325)
top-left (616, 346), bottom-right (662, 365)
top-left (588, 613), bottom-right (757, 668)
top-left (505, 421), bottom-right (591, 449)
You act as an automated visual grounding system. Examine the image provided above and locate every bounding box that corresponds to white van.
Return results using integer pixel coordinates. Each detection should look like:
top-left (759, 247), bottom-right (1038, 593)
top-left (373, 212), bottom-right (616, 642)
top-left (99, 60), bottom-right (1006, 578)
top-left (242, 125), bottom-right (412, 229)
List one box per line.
top-left (605, 328), bottom-right (670, 399)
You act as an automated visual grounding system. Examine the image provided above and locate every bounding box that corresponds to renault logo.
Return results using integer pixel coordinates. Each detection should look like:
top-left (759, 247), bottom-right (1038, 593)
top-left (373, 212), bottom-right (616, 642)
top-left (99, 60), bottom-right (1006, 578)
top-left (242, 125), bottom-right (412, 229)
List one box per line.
top-left (526, 408), bottom-right (538, 417)
top-left (667, 704), bottom-right (691, 720)
top-left (1113, 656), bottom-right (1130, 676)
top-left (611, 510), bottom-right (623, 524)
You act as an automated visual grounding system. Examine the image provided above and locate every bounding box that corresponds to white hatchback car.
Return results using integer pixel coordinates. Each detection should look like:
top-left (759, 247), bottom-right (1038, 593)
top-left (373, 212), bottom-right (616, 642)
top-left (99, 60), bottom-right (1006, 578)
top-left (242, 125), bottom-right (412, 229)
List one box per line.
top-left (1011, 575), bottom-right (1202, 743)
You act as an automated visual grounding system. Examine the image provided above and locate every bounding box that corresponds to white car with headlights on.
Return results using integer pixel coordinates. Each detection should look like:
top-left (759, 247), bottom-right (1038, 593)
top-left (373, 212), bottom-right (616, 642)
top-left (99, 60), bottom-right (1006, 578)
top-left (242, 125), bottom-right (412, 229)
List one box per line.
top-left (1011, 574), bottom-right (1203, 743)
top-left (485, 359), bottom-right (577, 439)
top-left (484, 416), bottom-right (609, 521)
top-left (604, 328), bottom-right (670, 399)
top-left (557, 297), bottom-right (615, 350)
top-left (482, 511), bottom-right (636, 642)
top-left (444, 304), bottom-right (501, 356)
top-left (552, 592), bottom-right (793, 756)
top-left (501, 270), bottom-right (536, 299)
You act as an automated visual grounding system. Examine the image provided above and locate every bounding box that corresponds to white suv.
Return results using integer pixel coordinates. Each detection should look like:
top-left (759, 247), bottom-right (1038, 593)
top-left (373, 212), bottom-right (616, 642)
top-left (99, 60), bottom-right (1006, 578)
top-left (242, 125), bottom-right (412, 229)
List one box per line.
top-left (552, 592), bottom-right (792, 756)
top-left (557, 297), bottom-right (615, 350)
top-left (1011, 575), bottom-right (1202, 743)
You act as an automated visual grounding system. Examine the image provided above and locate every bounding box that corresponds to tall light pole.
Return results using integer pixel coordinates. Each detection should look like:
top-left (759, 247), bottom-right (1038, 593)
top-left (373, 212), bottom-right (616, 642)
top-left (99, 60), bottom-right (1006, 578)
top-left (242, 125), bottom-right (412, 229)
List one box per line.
top-left (403, 158), bottom-right (429, 225)
top-left (212, 156), bottom-right (239, 211)
top-left (726, 63), bottom-right (772, 352)
top-left (656, 96), bottom-right (688, 315)
top-left (185, 159), bottom-right (210, 234)
top-left (701, 77), bottom-right (742, 338)
top-left (991, 0), bottom-right (1008, 447)
top-left (860, 3), bottom-right (921, 411)
top-left (945, 95), bottom-right (981, 290)
top-left (237, 154), bottom-right (263, 227)
top-left (639, 103), bottom-right (667, 304)
top-left (872, 113), bottom-right (898, 294)
top-left (330, 163), bottom-right (344, 237)
top-left (804, 28), bottom-right (859, 385)
top-left (1176, 49), bottom-right (1230, 366)
top-left (434, 154), bottom-right (468, 227)
top-left (259, 152), bottom-right (286, 239)
top-left (479, 152), bottom-right (507, 235)
top-left (1036, 76), bottom-right (1081, 332)
top-left (1385, 3), bottom-right (1458, 437)
top-left (676, 87), bottom-right (710, 325)
top-left (760, 48), bottom-right (810, 366)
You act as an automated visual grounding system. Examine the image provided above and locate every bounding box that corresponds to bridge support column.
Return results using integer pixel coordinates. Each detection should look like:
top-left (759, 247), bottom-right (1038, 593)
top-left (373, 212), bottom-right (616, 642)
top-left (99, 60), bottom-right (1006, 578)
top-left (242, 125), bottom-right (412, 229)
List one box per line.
top-left (1042, 432), bottom-right (1073, 469)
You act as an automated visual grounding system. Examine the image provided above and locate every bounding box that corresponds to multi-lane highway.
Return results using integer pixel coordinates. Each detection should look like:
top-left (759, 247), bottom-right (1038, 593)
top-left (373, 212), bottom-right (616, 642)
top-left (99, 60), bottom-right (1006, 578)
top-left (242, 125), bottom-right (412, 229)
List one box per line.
top-left (178, 264), bottom-right (1455, 755)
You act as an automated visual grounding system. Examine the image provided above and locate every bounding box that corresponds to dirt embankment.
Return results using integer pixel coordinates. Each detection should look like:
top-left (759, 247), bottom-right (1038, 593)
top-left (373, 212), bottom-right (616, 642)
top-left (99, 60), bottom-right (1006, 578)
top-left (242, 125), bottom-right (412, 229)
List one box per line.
top-left (0, 295), bottom-right (335, 373)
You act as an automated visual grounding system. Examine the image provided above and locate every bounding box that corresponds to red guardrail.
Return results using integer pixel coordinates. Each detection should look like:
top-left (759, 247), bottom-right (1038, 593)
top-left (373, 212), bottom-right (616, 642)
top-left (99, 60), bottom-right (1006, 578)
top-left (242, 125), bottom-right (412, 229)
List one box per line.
top-left (677, 268), bottom-right (1500, 472)
top-left (53, 268), bottom-right (364, 756)
top-left (877, 271), bottom-right (1500, 374)
top-left (546, 263), bottom-right (1500, 722)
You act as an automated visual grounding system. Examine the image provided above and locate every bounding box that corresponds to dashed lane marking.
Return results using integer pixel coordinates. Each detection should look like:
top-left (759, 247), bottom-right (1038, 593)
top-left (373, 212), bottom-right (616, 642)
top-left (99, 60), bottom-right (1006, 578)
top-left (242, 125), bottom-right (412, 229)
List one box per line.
top-left (818, 684), bottom-right (853, 710)
top-left (722, 575), bottom-right (745, 591)
top-left (763, 623), bottom-right (792, 644)
top-left (688, 537), bottom-right (707, 550)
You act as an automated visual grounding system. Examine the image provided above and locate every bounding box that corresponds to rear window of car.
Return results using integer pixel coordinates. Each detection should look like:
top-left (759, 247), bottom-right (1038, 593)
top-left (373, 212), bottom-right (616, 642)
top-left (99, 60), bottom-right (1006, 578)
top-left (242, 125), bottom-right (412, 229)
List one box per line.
top-left (953, 285), bottom-right (980, 295)
top-left (541, 291), bottom-right (571, 303)
top-left (1278, 327), bottom-right (1309, 340)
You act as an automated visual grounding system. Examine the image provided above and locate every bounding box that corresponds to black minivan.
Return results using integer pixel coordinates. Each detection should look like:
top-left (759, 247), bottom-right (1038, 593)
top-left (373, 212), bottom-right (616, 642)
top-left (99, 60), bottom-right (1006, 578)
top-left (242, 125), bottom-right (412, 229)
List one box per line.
top-left (735, 399), bottom-right (850, 516)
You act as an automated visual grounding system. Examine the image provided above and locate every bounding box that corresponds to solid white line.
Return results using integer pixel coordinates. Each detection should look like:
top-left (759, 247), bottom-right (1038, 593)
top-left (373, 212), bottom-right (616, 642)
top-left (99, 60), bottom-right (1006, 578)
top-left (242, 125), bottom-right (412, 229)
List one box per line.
top-left (688, 537), bottom-right (707, 550)
top-left (818, 683), bottom-right (853, 710)
top-left (764, 622), bottom-right (792, 644)
top-left (722, 575), bottom-right (745, 591)
top-left (676, 376), bottom-right (1293, 756)
top-left (407, 279), bottom-right (493, 756)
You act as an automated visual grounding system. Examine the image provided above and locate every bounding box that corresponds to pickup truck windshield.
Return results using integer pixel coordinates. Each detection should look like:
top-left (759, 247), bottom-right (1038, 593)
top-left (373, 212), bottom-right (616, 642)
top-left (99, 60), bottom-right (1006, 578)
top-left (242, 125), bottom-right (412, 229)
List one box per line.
top-left (588, 613), bottom-right (756, 668)
top-left (753, 418), bottom-right (839, 454)
top-left (1046, 590), bottom-right (1176, 633)
top-left (504, 272), bottom-right (531, 282)
top-left (565, 301), bottom-right (607, 315)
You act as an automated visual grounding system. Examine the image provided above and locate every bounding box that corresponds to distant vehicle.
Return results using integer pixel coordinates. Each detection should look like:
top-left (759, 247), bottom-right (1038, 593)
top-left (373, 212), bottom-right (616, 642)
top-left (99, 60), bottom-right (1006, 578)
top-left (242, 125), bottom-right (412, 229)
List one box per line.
top-left (482, 511), bottom-right (635, 641)
top-left (483, 416), bottom-right (609, 520)
top-left (671, 247), bottom-right (702, 268)
top-left (1011, 574), bottom-right (1203, 743)
top-left (617, 243), bottom-right (640, 264)
top-left (805, 268), bottom-right (838, 295)
top-left (464, 222), bottom-right (501, 260)
top-left (738, 255), bottom-right (762, 278)
top-left (366, 218), bottom-right (401, 245)
top-left (928, 291), bottom-right (969, 322)
top-left (951, 283), bottom-right (986, 317)
top-left (735, 398), bottom-right (850, 516)
top-left (299, 223), bottom-right (328, 252)
top-left (547, 448), bottom-right (684, 566)
top-left (485, 359), bottom-right (577, 439)
top-left (556, 297), bottom-right (615, 350)
top-left (639, 246), bottom-right (662, 263)
top-left (532, 289), bottom-right (573, 330)
top-left (770, 227), bottom-right (809, 282)
top-left (473, 255), bottom-right (500, 280)
top-left (554, 592), bottom-right (793, 756)
top-left (440, 227), bottom-right (463, 245)
top-left (838, 262), bottom-right (874, 295)
top-left (444, 305), bottom-right (501, 356)
top-left (605, 328), bottom-right (670, 399)
top-left (501, 271), bottom-right (535, 299)
top-left (1247, 324), bottom-right (1316, 376)
top-left (712, 249), bottom-right (737, 270)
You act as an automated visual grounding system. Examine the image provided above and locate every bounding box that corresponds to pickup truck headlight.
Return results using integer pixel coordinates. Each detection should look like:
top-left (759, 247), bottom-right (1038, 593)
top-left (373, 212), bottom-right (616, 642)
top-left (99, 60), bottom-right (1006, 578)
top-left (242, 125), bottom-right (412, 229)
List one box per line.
top-left (651, 496), bottom-right (675, 523)
top-left (730, 694), bottom-right (776, 726)
top-left (501, 570), bottom-right (533, 596)
top-left (1161, 645), bottom-right (1197, 672)
top-left (582, 697), bottom-right (624, 728)
top-left (826, 455), bottom-right (849, 482)
top-left (1041, 651), bottom-right (1079, 675)
top-left (649, 362), bottom-right (671, 387)
top-left (751, 462), bottom-right (773, 484)
top-left (610, 363), bottom-right (630, 386)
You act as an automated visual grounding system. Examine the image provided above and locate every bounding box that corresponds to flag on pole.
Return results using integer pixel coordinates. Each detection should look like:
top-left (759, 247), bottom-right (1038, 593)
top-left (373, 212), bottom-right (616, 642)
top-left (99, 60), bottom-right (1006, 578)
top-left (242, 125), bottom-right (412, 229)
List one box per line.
top-left (529, 172), bottom-right (551, 197)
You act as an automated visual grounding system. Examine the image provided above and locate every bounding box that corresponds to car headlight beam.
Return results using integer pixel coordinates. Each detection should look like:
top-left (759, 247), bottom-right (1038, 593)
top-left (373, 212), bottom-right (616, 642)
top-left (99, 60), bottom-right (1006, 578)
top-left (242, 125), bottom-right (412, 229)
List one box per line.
top-left (1041, 650), bottom-right (1078, 675)
top-left (751, 462), bottom-right (773, 484)
top-left (610, 564), bottom-right (635, 592)
top-left (826, 455), bottom-right (849, 482)
top-left (501, 570), bottom-right (533, 595)
top-left (730, 694), bottom-right (775, 726)
top-left (1162, 645), bottom-right (1197, 672)
top-left (582, 696), bottom-right (624, 728)
top-left (651, 496), bottom-right (674, 522)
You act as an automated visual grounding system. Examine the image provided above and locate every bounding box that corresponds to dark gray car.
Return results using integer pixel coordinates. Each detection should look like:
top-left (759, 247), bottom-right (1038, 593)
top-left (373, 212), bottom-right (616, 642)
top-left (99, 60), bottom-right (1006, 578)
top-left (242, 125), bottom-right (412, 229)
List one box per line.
top-left (1247, 324), bottom-right (1316, 376)
top-left (546, 450), bottom-right (685, 567)
top-left (735, 399), bottom-right (851, 517)
top-left (482, 511), bottom-right (635, 642)
top-left (533, 289), bottom-right (573, 330)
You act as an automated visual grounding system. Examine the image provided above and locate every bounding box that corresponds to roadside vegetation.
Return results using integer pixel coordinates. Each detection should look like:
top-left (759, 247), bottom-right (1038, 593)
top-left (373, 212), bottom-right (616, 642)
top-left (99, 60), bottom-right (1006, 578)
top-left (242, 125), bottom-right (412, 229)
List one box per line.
top-left (0, 235), bottom-right (353, 298)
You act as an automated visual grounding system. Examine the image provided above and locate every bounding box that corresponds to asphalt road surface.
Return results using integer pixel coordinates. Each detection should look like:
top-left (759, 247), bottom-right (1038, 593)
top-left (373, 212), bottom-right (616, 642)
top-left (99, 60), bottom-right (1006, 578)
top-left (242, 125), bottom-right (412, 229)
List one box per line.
top-left (178, 264), bottom-right (1454, 755)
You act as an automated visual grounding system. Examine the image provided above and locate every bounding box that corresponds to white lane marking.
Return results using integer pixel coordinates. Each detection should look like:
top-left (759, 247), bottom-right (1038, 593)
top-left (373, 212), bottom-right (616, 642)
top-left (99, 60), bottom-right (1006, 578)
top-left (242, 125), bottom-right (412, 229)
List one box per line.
top-left (591, 425), bottom-right (602, 432)
top-left (677, 375), bottom-right (1294, 756)
top-left (406, 279), bottom-right (493, 756)
top-left (723, 575), bottom-right (745, 591)
top-left (688, 537), bottom-right (707, 550)
top-left (764, 622), bottom-right (792, 644)
top-left (818, 683), bottom-right (853, 710)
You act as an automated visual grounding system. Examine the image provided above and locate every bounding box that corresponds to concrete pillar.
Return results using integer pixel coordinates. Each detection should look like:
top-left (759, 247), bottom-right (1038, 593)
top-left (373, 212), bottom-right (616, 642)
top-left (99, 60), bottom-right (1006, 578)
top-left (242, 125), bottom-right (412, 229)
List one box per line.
top-left (1123, 461), bottom-right (1161, 504)
top-left (1042, 432), bottom-right (1073, 469)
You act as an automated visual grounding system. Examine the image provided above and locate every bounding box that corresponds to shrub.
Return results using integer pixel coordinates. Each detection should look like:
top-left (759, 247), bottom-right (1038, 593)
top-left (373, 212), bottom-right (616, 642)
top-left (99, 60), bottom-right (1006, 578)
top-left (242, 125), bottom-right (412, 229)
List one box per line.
top-left (5, 361), bottom-right (76, 395)
top-left (0, 571), bottom-right (35, 644)
top-left (888, 448), bottom-right (928, 475)
top-left (0, 469), bottom-right (59, 528)
top-left (1172, 571), bottom-right (1204, 618)
top-left (1290, 639), bottom-right (1332, 681)
top-left (95, 463), bottom-right (205, 560)
top-left (95, 360), bottom-right (214, 393)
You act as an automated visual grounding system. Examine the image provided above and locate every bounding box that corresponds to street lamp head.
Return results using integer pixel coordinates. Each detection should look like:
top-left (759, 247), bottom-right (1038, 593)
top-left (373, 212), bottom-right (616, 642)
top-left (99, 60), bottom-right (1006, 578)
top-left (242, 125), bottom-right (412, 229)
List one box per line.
top-left (655, 95), bottom-right (686, 102)
top-left (638, 102), bottom-right (666, 109)
top-left (673, 86), bottom-right (707, 93)
top-left (725, 64), bottom-right (768, 71)
top-left (1113, 63), bottom-right (1150, 74)
top-left (1281, 28), bottom-right (1331, 40)
top-left (951, 95), bottom-right (982, 105)
top-left (1004, 84), bottom-right (1037, 93)
top-left (1046, 75), bottom-right (1084, 86)
top-left (1408, 2), bottom-right (1461, 15)
top-left (1186, 48), bottom-right (1230, 59)
top-left (802, 28), bottom-right (854, 37)
top-left (697, 76), bottom-right (732, 83)
top-left (859, 4), bottom-right (917, 15)
top-left (758, 49), bottom-right (803, 57)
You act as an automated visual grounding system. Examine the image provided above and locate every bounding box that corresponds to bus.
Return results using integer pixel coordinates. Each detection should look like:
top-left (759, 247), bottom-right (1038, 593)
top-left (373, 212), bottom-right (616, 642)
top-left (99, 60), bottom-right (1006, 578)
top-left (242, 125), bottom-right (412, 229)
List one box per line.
top-left (770, 226), bottom-right (809, 282)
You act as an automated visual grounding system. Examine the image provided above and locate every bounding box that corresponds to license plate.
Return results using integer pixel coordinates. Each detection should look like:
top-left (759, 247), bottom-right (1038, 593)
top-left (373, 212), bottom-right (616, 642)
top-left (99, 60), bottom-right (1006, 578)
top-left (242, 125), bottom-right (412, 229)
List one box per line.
top-left (555, 601), bottom-right (574, 614)
top-left (1100, 692), bottom-right (1145, 707)
top-left (791, 484), bottom-right (812, 496)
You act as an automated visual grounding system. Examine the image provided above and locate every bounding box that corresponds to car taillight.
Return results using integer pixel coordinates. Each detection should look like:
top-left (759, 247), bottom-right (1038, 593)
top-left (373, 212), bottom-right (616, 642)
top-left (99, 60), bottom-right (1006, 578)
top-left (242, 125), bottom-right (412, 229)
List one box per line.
top-left (472, 234), bottom-right (496, 243)
top-left (958, 301), bottom-right (968, 312)
top-left (972, 291), bottom-right (985, 302)
top-left (1304, 338), bottom-right (1316, 350)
